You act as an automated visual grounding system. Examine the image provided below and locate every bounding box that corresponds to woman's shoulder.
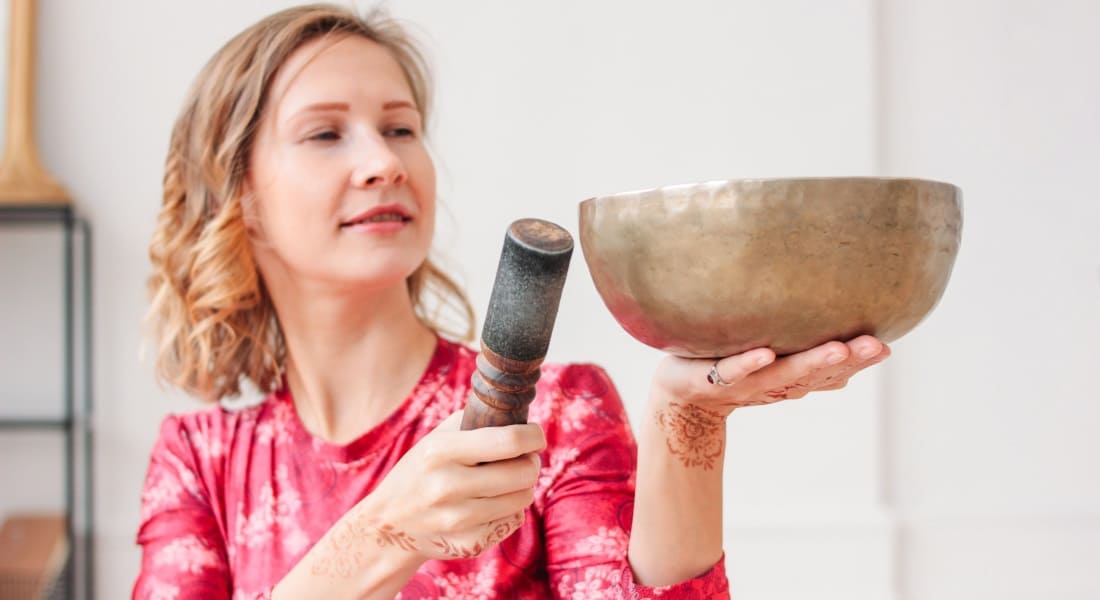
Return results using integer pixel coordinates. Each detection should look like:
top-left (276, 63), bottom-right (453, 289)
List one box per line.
top-left (163, 394), bottom-right (271, 429)
top-left (529, 361), bottom-right (637, 510)
top-left (538, 361), bottom-right (618, 400)
top-left (531, 360), bottom-right (633, 442)
top-left (151, 394), bottom-right (277, 460)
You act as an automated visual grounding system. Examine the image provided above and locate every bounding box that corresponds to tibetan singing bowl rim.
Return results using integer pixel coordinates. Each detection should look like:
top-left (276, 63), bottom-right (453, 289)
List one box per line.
top-left (582, 176), bottom-right (962, 207)
top-left (578, 176), bottom-right (963, 358)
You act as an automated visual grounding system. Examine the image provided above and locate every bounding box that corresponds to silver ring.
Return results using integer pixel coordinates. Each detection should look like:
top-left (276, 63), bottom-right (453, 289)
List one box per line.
top-left (706, 361), bottom-right (733, 386)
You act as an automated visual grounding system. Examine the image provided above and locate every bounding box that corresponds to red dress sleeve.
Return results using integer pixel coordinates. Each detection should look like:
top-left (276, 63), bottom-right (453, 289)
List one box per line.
top-left (534, 364), bottom-right (731, 599)
top-left (133, 416), bottom-right (271, 600)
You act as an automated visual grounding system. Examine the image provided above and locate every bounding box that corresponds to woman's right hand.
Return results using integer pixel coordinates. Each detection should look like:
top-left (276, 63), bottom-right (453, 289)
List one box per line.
top-left (275, 409), bottom-right (545, 598)
top-left (370, 409), bottom-right (546, 559)
top-left (344, 409), bottom-right (546, 562)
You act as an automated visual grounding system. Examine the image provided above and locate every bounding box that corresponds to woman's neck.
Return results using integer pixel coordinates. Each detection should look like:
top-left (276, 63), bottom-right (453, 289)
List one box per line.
top-left (273, 279), bottom-right (438, 444)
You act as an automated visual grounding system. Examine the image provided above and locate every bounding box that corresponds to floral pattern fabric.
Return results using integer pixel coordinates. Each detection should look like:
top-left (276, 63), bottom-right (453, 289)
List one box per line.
top-left (134, 338), bottom-right (730, 599)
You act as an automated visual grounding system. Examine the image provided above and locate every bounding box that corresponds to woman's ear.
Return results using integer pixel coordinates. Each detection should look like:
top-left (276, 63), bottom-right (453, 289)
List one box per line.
top-left (238, 185), bottom-right (266, 243)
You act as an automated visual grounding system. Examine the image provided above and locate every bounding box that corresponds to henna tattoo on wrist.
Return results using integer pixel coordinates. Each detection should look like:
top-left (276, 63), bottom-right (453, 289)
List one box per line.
top-left (654, 402), bottom-right (726, 470)
top-left (310, 512), bottom-right (417, 578)
top-left (310, 516), bottom-right (368, 578)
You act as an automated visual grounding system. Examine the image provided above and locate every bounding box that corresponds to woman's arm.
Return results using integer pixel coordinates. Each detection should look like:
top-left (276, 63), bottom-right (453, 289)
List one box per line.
top-left (628, 335), bottom-right (890, 586)
top-left (535, 364), bottom-right (729, 598)
top-left (135, 415), bottom-right (417, 600)
top-left (629, 397), bottom-right (727, 585)
top-left (134, 417), bottom-right (234, 599)
top-left (271, 493), bottom-right (426, 599)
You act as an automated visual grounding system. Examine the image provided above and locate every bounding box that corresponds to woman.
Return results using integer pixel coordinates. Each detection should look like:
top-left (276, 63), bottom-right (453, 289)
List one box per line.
top-left (136, 4), bottom-right (889, 599)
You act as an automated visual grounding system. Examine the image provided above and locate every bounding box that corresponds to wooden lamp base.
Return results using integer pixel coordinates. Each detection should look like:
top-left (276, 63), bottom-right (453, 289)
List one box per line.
top-left (0, 0), bottom-right (70, 205)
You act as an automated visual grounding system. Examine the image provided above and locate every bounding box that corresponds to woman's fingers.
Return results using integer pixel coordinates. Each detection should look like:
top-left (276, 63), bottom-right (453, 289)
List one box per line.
top-left (742, 340), bottom-right (851, 394)
top-left (432, 421), bottom-right (547, 466)
top-left (816, 379), bottom-right (848, 391)
top-left (732, 336), bottom-right (889, 401)
top-left (818, 337), bottom-right (891, 386)
top-left (472, 489), bottom-right (535, 528)
top-left (431, 409), bottom-right (465, 432)
top-left (846, 335), bottom-right (885, 362)
top-left (419, 422), bottom-right (543, 499)
top-left (459, 452), bottom-right (542, 499)
top-left (709, 348), bottom-right (776, 387)
top-left (375, 411), bottom-right (546, 561)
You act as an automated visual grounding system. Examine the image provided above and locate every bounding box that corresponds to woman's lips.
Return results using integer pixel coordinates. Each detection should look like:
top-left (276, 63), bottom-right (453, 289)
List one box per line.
top-left (340, 204), bottom-right (412, 232)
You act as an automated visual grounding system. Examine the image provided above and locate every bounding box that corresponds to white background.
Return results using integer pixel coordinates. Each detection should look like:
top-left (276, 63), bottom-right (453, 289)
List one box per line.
top-left (0, 0), bottom-right (1096, 598)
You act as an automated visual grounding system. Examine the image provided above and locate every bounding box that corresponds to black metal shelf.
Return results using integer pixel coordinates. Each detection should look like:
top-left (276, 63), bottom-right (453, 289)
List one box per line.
top-left (0, 417), bottom-right (72, 431)
top-left (0, 203), bottom-right (72, 224)
top-left (0, 202), bottom-right (94, 599)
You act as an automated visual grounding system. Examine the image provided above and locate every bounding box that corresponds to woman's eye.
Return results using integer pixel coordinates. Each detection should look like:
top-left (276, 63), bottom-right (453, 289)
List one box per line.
top-left (384, 127), bottom-right (415, 138)
top-left (308, 130), bottom-right (341, 142)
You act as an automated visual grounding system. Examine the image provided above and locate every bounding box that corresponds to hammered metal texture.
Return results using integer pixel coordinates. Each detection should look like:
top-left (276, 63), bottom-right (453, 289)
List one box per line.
top-left (578, 178), bottom-right (962, 358)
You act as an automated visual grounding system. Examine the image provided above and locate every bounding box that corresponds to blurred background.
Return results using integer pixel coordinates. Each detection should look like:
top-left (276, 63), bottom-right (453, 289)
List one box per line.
top-left (0, 0), bottom-right (1096, 598)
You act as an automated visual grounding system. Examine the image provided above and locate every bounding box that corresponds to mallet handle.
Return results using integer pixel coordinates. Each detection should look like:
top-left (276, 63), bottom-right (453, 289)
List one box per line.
top-left (461, 219), bottom-right (573, 430)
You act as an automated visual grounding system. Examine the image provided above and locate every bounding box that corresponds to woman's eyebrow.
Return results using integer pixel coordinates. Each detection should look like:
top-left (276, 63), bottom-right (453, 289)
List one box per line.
top-left (284, 102), bottom-right (349, 124)
top-left (284, 99), bottom-right (417, 123)
top-left (382, 100), bottom-right (417, 111)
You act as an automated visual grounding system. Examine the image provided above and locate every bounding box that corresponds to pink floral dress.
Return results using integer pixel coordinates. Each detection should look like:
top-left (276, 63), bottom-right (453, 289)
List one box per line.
top-left (134, 337), bottom-right (730, 599)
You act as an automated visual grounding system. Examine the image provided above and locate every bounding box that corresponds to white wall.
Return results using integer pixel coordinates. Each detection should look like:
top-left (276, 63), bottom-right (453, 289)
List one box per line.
top-left (879, 0), bottom-right (1100, 598)
top-left (0, 0), bottom-right (1094, 598)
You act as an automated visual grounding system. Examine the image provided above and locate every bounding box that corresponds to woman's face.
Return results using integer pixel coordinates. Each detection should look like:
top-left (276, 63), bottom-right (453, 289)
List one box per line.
top-left (246, 35), bottom-right (435, 292)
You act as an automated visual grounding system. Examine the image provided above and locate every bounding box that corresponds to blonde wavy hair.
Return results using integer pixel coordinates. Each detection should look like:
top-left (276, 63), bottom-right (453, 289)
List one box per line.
top-left (147, 4), bottom-right (475, 401)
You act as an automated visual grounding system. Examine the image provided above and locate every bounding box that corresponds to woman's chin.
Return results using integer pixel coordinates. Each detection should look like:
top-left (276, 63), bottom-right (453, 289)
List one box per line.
top-left (330, 266), bottom-right (420, 294)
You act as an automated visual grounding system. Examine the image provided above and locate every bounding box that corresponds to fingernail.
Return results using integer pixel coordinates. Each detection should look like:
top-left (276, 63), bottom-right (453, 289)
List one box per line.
top-left (858, 345), bottom-right (879, 359)
top-left (827, 352), bottom-right (846, 364)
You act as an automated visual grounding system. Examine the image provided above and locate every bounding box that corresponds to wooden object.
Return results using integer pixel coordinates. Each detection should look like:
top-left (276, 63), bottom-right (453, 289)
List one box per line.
top-left (0, 0), bottom-right (69, 204)
top-left (461, 219), bottom-right (573, 430)
top-left (0, 513), bottom-right (68, 599)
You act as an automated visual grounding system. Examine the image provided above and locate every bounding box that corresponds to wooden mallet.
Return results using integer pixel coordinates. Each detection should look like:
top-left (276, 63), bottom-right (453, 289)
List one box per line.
top-left (461, 219), bottom-right (573, 430)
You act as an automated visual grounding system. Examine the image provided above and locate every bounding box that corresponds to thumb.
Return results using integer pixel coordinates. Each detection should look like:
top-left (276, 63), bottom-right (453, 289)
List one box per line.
top-left (433, 408), bottom-right (465, 432)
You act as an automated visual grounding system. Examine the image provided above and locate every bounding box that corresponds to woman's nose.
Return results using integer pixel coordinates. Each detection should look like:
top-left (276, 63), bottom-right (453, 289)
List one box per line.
top-left (351, 139), bottom-right (407, 188)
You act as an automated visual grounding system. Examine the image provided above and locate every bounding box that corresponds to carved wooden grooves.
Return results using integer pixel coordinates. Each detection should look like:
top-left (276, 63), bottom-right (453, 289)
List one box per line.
top-left (461, 344), bottom-right (543, 430)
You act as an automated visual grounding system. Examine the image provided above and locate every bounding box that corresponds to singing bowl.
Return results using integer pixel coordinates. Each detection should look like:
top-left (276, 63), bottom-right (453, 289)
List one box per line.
top-left (578, 177), bottom-right (962, 358)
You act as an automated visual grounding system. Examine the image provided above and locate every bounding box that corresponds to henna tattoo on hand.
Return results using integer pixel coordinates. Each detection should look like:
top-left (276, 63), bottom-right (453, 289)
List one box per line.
top-left (375, 523), bottom-right (418, 551)
top-left (310, 512), bottom-right (418, 578)
top-left (433, 537), bottom-right (484, 559)
top-left (655, 402), bottom-right (725, 470)
top-left (432, 512), bottom-right (523, 559)
top-left (764, 380), bottom-right (814, 400)
top-left (762, 361), bottom-right (865, 401)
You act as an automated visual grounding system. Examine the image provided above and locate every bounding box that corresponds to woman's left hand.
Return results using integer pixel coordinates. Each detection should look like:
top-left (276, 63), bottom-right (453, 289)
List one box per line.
top-left (650, 334), bottom-right (891, 417)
